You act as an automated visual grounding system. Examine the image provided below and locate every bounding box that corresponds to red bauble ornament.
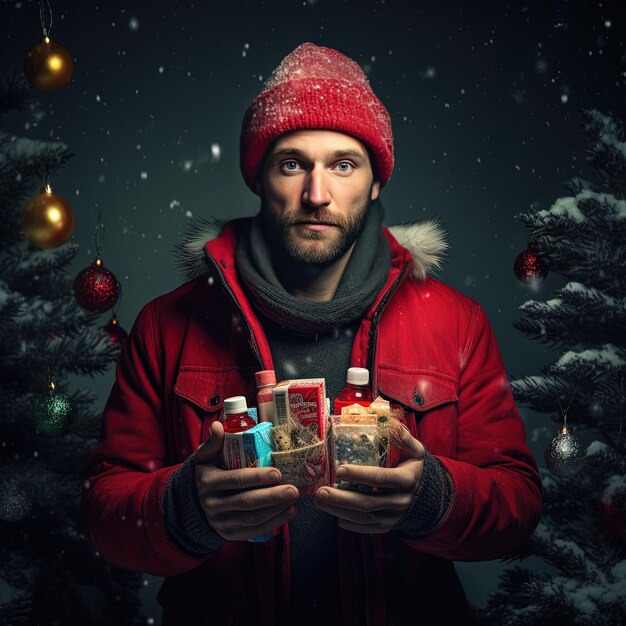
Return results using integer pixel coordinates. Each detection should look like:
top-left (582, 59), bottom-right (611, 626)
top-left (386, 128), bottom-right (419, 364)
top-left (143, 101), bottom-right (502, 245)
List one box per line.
top-left (74, 257), bottom-right (120, 312)
top-left (102, 314), bottom-right (128, 346)
top-left (514, 246), bottom-right (548, 284)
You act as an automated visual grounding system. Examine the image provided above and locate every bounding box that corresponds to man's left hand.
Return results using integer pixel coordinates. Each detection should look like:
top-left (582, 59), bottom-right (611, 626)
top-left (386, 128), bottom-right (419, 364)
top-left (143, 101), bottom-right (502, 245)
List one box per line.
top-left (314, 425), bottom-right (426, 534)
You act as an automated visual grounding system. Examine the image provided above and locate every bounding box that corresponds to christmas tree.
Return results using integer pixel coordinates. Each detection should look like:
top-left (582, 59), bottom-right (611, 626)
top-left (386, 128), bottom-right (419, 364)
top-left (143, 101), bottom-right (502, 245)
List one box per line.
top-left (0, 71), bottom-right (143, 625)
top-left (483, 109), bottom-right (626, 624)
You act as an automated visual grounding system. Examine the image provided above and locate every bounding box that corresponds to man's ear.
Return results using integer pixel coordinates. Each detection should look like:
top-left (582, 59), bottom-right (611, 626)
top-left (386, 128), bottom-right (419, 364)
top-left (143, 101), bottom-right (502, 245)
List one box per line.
top-left (370, 180), bottom-right (380, 201)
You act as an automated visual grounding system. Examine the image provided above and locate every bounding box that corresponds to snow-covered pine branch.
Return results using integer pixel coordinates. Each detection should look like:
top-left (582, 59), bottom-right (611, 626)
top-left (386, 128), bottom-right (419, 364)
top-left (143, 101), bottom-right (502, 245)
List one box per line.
top-left (585, 441), bottom-right (626, 473)
top-left (514, 282), bottom-right (626, 347)
top-left (581, 108), bottom-right (626, 197)
top-left (511, 373), bottom-right (566, 412)
top-left (45, 328), bottom-right (120, 377)
top-left (516, 191), bottom-right (626, 294)
top-left (0, 71), bottom-right (34, 117)
top-left (551, 344), bottom-right (625, 379)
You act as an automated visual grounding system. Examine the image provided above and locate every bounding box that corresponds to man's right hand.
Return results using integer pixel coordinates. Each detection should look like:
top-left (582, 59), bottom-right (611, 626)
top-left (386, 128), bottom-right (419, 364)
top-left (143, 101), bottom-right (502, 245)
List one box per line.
top-left (194, 421), bottom-right (299, 541)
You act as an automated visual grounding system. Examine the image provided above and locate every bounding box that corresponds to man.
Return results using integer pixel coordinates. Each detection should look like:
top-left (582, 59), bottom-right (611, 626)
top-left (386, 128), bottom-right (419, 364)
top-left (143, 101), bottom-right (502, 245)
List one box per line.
top-left (81, 43), bottom-right (542, 626)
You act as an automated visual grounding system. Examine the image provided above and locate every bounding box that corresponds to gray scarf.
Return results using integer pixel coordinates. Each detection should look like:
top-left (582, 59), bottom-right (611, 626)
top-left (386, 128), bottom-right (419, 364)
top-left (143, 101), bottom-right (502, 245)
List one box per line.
top-left (235, 200), bottom-right (391, 335)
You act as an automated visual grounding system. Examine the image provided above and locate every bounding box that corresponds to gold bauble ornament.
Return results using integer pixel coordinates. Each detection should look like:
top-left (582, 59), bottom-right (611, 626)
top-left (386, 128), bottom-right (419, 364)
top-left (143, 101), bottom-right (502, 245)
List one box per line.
top-left (24, 36), bottom-right (74, 92)
top-left (20, 184), bottom-right (75, 249)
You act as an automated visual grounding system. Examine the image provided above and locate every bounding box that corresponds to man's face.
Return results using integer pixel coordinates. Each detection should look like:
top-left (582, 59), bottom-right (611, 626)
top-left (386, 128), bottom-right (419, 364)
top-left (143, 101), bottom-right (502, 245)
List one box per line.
top-left (257, 130), bottom-right (380, 266)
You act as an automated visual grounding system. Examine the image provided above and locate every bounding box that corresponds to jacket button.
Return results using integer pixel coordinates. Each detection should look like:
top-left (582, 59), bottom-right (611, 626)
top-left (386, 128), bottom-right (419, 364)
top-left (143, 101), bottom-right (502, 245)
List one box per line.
top-left (209, 395), bottom-right (221, 407)
top-left (413, 394), bottom-right (425, 406)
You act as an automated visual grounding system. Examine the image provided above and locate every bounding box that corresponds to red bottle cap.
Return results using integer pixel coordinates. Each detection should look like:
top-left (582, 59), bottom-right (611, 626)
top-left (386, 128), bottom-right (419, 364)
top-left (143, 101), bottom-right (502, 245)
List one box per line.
top-left (255, 370), bottom-right (277, 388)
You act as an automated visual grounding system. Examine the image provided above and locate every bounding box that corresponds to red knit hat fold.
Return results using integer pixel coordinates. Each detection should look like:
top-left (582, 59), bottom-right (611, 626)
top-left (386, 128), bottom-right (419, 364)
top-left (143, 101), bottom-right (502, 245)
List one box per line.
top-left (240, 42), bottom-right (394, 194)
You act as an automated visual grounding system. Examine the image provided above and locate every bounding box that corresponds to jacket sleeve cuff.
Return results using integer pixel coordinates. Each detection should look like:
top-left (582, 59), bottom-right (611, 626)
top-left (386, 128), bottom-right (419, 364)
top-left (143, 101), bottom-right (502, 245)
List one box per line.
top-left (162, 454), bottom-right (227, 557)
top-left (393, 449), bottom-right (455, 538)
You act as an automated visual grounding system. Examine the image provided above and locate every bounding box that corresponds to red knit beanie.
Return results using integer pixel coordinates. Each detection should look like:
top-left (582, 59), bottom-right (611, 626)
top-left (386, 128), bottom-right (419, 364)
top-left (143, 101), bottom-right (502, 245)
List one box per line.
top-left (240, 42), bottom-right (394, 195)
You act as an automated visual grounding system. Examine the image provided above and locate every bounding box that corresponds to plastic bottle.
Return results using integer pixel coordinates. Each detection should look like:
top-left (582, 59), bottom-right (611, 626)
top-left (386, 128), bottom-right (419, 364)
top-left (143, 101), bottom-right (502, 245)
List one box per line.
top-left (222, 396), bottom-right (256, 433)
top-left (333, 367), bottom-right (374, 414)
top-left (254, 370), bottom-right (277, 424)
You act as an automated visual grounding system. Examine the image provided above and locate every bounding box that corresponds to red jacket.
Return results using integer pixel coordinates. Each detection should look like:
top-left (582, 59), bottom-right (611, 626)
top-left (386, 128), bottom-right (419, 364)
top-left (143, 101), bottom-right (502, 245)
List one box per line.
top-left (81, 219), bottom-right (542, 626)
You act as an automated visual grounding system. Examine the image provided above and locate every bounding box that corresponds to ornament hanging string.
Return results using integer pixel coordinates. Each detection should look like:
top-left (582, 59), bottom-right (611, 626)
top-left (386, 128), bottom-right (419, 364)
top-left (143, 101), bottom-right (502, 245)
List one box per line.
top-left (39, 0), bottom-right (53, 38)
top-left (37, 153), bottom-right (49, 188)
top-left (555, 387), bottom-right (576, 426)
top-left (112, 280), bottom-right (123, 318)
top-left (94, 208), bottom-right (105, 258)
top-left (45, 358), bottom-right (54, 391)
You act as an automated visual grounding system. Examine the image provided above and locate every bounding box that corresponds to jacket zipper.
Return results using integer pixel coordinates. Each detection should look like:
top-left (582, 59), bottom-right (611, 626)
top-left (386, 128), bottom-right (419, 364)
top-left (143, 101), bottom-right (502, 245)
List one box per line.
top-left (205, 253), bottom-right (264, 368)
top-left (366, 261), bottom-right (411, 383)
top-left (361, 261), bottom-right (410, 626)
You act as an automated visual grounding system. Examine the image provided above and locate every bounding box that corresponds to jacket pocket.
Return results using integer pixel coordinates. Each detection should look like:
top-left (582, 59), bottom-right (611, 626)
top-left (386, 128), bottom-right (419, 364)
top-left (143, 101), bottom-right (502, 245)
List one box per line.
top-left (172, 366), bottom-right (255, 461)
top-left (376, 365), bottom-right (459, 457)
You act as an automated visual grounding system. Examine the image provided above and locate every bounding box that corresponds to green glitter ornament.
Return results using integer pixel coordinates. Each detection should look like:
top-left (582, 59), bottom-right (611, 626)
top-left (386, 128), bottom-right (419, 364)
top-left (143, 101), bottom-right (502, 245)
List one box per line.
top-left (34, 381), bottom-right (76, 436)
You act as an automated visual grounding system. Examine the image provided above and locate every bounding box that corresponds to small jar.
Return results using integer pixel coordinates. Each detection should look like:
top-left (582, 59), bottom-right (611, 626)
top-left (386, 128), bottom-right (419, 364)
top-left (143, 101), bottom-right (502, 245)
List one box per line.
top-left (222, 396), bottom-right (256, 433)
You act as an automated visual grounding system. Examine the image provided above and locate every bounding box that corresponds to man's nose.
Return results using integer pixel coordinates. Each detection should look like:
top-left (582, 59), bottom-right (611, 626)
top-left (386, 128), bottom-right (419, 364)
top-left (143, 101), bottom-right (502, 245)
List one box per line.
top-left (302, 167), bottom-right (331, 208)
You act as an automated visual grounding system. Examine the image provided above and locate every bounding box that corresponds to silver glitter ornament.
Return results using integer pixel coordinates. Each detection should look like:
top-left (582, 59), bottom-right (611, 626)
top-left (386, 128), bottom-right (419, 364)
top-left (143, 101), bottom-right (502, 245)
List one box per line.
top-left (0, 477), bottom-right (34, 522)
top-left (545, 425), bottom-right (585, 477)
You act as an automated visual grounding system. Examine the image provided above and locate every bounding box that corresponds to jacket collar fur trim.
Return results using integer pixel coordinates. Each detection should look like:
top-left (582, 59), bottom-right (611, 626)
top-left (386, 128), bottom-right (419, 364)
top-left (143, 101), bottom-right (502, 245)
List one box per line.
top-left (173, 216), bottom-right (448, 283)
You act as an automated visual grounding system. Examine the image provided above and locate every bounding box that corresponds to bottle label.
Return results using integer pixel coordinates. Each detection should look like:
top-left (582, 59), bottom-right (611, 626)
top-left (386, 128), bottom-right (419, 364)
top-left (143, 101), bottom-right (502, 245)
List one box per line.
top-left (220, 432), bottom-right (245, 470)
top-left (219, 423), bottom-right (274, 471)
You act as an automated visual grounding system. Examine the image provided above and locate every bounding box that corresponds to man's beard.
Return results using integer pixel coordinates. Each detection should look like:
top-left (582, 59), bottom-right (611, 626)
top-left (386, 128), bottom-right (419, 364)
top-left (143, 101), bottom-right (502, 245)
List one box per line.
top-left (260, 195), bottom-right (371, 266)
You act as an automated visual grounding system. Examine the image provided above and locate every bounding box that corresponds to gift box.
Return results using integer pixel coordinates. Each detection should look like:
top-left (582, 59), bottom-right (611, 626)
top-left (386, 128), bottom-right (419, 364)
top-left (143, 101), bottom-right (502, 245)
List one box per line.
top-left (272, 378), bottom-right (326, 439)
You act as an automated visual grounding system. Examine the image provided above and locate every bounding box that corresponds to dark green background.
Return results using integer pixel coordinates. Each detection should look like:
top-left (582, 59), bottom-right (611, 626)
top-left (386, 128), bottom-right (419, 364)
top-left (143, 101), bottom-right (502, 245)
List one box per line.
top-left (2, 0), bottom-right (624, 621)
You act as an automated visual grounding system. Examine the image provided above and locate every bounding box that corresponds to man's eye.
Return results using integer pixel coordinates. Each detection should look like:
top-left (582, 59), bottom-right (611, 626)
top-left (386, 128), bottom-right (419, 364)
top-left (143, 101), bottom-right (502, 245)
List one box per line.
top-left (335, 162), bottom-right (353, 172)
top-left (282, 160), bottom-right (299, 171)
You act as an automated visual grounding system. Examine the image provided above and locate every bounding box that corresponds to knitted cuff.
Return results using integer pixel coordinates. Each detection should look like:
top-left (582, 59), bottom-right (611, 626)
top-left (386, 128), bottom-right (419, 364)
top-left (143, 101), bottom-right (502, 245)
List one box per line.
top-left (393, 450), bottom-right (454, 538)
top-left (163, 454), bottom-right (227, 557)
